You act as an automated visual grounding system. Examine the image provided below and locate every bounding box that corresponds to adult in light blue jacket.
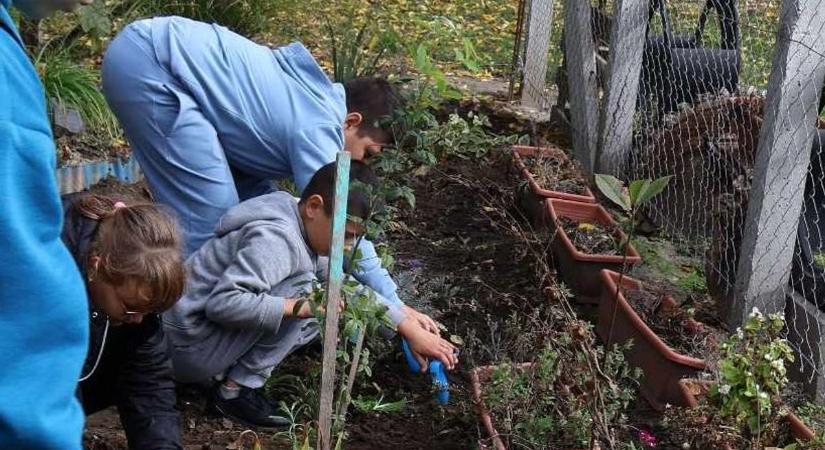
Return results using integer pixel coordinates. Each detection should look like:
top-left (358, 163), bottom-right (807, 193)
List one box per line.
top-left (0, 1), bottom-right (91, 448)
top-left (101, 17), bottom-right (427, 322)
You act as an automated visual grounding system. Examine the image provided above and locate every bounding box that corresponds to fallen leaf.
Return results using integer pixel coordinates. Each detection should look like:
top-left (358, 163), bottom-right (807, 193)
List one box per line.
top-left (449, 334), bottom-right (465, 346)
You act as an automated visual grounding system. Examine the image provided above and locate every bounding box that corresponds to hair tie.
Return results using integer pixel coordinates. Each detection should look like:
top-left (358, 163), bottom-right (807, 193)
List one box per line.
top-left (113, 201), bottom-right (127, 209)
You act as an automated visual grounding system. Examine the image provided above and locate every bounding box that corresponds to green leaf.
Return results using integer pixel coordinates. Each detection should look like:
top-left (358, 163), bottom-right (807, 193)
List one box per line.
top-left (414, 44), bottom-right (430, 72)
top-left (78, 0), bottom-right (110, 37)
top-left (628, 179), bottom-right (651, 207)
top-left (636, 175), bottom-right (673, 206)
top-left (594, 174), bottom-right (630, 212)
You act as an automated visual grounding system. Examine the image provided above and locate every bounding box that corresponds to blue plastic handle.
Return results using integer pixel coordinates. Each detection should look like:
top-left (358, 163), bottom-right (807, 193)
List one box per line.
top-left (401, 338), bottom-right (450, 405)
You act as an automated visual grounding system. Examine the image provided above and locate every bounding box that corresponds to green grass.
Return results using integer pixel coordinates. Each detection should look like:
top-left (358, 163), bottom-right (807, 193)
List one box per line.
top-left (36, 49), bottom-right (118, 138)
top-left (632, 235), bottom-right (708, 298)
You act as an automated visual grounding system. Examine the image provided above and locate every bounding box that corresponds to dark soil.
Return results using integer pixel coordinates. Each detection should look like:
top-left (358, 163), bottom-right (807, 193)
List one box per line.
top-left (57, 131), bottom-right (130, 166)
top-left (624, 287), bottom-right (723, 363)
top-left (660, 394), bottom-right (793, 449)
top-left (560, 217), bottom-right (620, 255)
top-left (86, 177), bottom-right (153, 201)
top-left (522, 154), bottom-right (587, 195)
top-left (82, 151), bottom-right (547, 449)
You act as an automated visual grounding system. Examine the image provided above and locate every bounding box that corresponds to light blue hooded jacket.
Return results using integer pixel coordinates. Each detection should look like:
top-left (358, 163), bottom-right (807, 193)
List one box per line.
top-left (114, 17), bottom-right (401, 304)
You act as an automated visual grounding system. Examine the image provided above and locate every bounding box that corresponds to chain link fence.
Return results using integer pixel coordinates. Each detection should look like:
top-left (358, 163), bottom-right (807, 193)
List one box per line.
top-left (515, 0), bottom-right (825, 397)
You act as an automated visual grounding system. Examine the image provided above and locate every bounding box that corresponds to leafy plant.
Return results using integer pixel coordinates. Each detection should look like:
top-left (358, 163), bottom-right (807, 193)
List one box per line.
top-left (352, 394), bottom-right (407, 414)
top-left (35, 49), bottom-right (118, 138)
top-left (595, 174), bottom-right (673, 358)
top-left (286, 177), bottom-right (403, 450)
top-left (813, 251), bottom-right (825, 270)
top-left (663, 309), bottom-right (799, 448)
top-left (595, 175), bottom-right (673, 217)
top-left (709, 308), bottom-right (795, 435)
top-left (145, 0), bottom-right (272, 36)
top-left (454, 37), bottom-right (482, 73)
top-left (676, 269), bottom-right (707, 295)
top-left (482, 321), bottom-right (641, 449)
top-left (77, 0), bottom-right (111, 38)
top-left (319, 1), bottom-right (400, 82)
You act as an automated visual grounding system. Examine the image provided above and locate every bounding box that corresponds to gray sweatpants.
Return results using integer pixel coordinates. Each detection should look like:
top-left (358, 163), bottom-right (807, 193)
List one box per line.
top-left (170, 318), bottom-right (319, 389)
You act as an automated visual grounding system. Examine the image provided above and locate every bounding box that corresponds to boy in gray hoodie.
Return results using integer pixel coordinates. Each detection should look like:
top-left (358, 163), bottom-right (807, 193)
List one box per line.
top-left (164, 161), bottom-right (458, 427)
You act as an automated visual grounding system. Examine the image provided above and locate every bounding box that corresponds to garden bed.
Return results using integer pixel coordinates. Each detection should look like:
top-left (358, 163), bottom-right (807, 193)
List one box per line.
top-left (512, 145), bottom-right (595, 227)
top-left (83, 152), bottom-right (547, 449)
top-left (623, 286), bottom-right (723, 362)
top-left (512, 145), bottom-right (592, 199)
top-left (547, 199), bottom-right (640, 303)
top-left (597, 271), bottom-right (709, 410)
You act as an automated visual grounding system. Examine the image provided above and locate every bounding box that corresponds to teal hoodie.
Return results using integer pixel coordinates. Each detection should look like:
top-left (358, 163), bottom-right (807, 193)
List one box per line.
top-left (0, 2), bottom-right (88, 449)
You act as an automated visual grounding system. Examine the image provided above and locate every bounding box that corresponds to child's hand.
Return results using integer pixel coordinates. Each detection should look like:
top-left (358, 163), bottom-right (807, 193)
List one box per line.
top-left (284, 297), bottom-right (344, 318)
top-left (402, 305), bottom-right (441, 336)
top-left (284, 298), bottom-right (315, 318)
top-left (398, 318), bottom-right (458, 371)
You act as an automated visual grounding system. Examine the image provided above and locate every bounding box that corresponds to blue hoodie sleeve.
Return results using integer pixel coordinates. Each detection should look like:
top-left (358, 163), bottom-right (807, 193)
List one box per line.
top-left (290, 125), bottom-right (343, 192)
top-left (351, 238), bottom-right (403, 305)
top-left (0, 4), bottom-right (89, 450)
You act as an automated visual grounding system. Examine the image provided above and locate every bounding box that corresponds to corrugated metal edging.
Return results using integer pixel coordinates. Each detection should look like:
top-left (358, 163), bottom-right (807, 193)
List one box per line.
top-left (57, 155), bottom-right (142, 194)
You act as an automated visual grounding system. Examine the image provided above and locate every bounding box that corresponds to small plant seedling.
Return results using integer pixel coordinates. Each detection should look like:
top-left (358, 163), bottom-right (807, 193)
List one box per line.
top-left (595, 174), bottom-right (673, 217)
top-left (594, 174), bottom-right (673, 350)
top-left (813, 251), bottom-right (825, 270)
top-left (352, 395), bottom-right (407, 414)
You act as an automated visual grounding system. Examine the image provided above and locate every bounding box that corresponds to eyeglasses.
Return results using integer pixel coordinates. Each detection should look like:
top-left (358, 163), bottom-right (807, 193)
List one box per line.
top-left (122, 304), bottom-right (148, 323)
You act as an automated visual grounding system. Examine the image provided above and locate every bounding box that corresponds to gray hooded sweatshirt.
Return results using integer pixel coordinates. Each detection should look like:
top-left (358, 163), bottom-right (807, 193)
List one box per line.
top-left (163, 191), bottom-right (405, 351)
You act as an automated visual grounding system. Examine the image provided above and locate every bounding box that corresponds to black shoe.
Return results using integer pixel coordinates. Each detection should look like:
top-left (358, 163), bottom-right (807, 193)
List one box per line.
top-left (212, 386), bottom-right (291, 428)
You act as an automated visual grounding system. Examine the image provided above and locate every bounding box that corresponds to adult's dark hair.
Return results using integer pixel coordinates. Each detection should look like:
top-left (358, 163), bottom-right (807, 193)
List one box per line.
top-left (343, 77), bottom-right (402, 142)
top-left (299, 160), bottom-right (380, 221)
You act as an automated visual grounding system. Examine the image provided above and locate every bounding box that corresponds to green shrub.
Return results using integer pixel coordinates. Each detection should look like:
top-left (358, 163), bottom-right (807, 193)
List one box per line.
top-left (483, 322), bottom-right (640, 449)
top-left (143, 0), bottom-right (272, 36)
top-left (36, 50), bottom-right (118, 138)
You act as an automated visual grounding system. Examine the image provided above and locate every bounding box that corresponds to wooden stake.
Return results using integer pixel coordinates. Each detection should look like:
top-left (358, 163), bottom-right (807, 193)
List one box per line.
top-left (317, 152), bottom-right (351, 450)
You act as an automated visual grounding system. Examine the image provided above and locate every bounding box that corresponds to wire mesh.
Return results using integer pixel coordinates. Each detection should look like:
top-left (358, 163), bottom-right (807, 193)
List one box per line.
top-left (516, 0), bottom-right (825, 393)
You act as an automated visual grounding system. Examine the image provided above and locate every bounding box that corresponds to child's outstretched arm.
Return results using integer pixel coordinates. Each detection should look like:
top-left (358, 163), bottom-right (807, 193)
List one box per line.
top-left (347, 238), bottom-right (402, 304)
top-left (397, 318), bottom-right (458, 371)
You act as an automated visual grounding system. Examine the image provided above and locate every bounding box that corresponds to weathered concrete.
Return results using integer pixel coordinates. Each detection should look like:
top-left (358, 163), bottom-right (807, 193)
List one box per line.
top-left (729, 0), bottom-right (825, 326)
top-left (564, 0), bottom-right (600, 173)
top-left (596, 0), bottom-right (649, 175)
top-left (521, 0), bottom-right (555, 109)
top-left (786, 291), bottom-right (825, 403)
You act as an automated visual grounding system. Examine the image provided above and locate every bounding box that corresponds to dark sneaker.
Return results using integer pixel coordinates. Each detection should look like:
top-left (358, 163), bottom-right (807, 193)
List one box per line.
top-left (212, 386), bottom-right (290, 428)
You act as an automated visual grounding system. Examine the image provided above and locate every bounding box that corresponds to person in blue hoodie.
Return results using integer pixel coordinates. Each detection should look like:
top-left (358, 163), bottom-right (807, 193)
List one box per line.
top-left (0, 1), bottom-right (91, 449)
top-left (102, 17), bottom-right (438, 342)
top-left (101, 16), bottom-right (440, 341)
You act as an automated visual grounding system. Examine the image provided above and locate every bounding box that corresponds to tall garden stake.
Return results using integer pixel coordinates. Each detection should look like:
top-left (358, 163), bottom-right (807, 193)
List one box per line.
top-left (317, 152), bottom-right (351, 450)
